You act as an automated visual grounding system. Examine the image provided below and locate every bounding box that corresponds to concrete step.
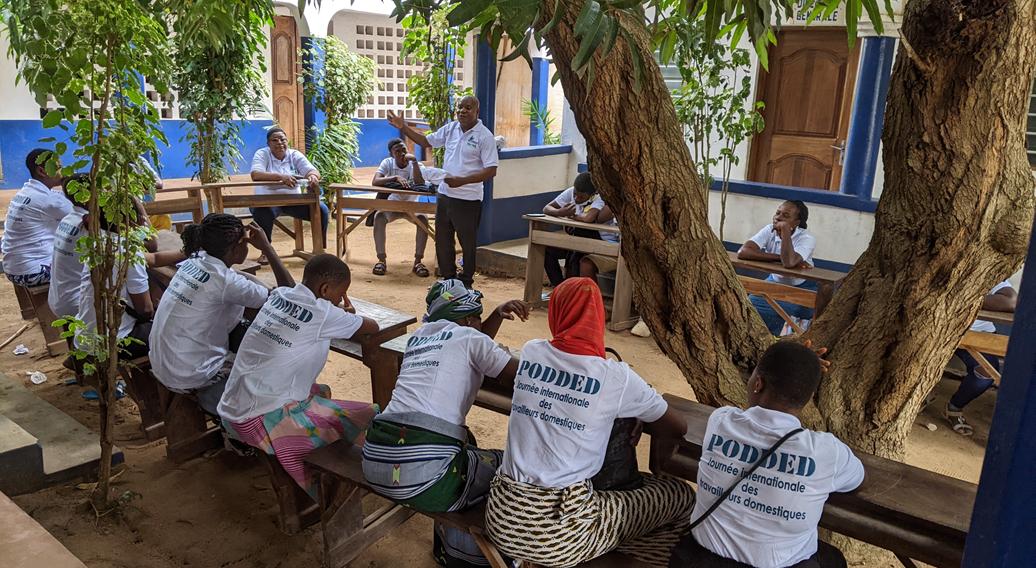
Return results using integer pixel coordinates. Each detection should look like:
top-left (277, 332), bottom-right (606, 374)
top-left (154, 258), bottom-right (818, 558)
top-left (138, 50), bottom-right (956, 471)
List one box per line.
top-left (0, 372), bottom-right (123, 495)
top-left (0, 413), bottom-right (43, 495)
top-left (0, 490), bottom-right (87, 567)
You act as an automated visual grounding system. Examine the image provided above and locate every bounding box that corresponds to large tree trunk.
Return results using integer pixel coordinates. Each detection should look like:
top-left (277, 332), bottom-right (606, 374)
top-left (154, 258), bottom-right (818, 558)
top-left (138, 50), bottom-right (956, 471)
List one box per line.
top-left (804, 0), bottom-right (1036, 458)
top-left (541, 5), bottom-right (773, 411)
top-left (540, 0), bottom-right (1036, 458)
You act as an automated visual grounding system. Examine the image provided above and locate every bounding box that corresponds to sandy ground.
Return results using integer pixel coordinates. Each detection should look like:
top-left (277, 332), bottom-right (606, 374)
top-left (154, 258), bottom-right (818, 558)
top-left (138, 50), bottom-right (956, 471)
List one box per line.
top-left (0, 177), bottom-right (995, 567)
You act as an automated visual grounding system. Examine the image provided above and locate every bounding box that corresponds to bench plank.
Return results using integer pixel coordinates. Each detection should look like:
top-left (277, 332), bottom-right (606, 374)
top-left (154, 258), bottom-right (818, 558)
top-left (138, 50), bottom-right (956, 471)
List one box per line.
top-left (655, 395), bottom-right (975, 568)
top-left (737, 275), bottom-right (818, 308)
top-left (958, 330), bottom-right (1008, 358)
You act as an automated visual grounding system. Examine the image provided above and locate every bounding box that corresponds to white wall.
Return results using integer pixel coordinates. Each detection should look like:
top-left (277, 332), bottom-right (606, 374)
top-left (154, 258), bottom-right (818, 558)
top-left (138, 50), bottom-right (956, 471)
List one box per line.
top-left (495, 153), bottom-right (571, 199)
top-left (0, 34), bottom-right (52, 120)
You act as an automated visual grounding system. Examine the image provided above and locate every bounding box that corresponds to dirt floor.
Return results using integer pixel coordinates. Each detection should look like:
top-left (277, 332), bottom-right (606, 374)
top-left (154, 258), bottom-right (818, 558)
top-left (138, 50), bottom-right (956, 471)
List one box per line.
top-left (0, 179), bottom-right (995, 567)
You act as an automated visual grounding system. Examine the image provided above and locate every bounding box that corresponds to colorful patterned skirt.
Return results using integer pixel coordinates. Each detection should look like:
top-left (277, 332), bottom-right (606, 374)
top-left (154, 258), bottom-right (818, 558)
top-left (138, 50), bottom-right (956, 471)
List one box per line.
top-left (485, 472), bottom-right (695, 568)
top-left (226, 384), bottom-right (379, 500)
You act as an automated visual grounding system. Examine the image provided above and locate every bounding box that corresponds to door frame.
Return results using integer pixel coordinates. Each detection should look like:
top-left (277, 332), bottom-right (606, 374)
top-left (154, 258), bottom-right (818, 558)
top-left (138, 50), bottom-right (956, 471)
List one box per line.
top-left (747, 27), bottom-right (861, 192)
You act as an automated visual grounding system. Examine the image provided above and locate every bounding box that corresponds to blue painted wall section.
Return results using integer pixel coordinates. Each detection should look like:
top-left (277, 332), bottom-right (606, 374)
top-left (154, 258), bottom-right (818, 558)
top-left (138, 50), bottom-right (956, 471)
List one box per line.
top-left (962, 208), bottom-right (1036, 567)
top-left (529, 57), bottom-right (550, 146)
top-left (475, 36), bottom-right (498, 247)
top-left (841, 36), bottom-right (895, 203)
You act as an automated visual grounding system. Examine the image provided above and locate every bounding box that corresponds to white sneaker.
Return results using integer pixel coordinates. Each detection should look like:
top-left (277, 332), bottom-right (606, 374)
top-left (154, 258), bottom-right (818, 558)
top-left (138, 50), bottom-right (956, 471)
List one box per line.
top-left (631, 319), bottom-right (651, 337)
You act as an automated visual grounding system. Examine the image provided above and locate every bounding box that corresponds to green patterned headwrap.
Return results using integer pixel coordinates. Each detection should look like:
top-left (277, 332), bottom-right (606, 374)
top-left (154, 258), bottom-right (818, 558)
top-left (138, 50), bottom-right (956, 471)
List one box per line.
top-left (424, 279), bottom-right (484, 322)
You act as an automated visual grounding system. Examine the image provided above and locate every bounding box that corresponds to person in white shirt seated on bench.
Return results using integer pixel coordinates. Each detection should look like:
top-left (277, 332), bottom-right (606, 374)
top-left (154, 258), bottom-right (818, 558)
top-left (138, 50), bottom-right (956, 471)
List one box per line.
top-left (3, 149), bottom-right (72, 288)
top-left (542, 172), bottom-right (605, 287)
top-left (668, 341), bottom-right (865, 568)
top-left (486, 277), bottom-right (694, 567)
top-left (738, 200), bottom-right (818, 335)
top-left (362, 279), bottom-right (527, 568)
top-left (149, 213), bottom-right (294, 414)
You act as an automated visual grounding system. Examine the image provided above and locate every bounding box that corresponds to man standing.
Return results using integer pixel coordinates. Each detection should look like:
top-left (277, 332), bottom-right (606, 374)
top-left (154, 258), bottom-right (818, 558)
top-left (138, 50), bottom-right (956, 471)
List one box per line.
top-left (388, 96), bottom-right (498, 288)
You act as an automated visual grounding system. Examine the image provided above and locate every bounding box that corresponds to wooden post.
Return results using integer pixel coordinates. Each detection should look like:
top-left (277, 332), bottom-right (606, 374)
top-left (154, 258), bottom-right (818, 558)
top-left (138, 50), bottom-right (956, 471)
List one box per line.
top-left (523, 220), bottom-right (548, 307)
top-left (608, 254), bottom-right (636, 331)
top-left (310, 197), bottom-right (324, 255)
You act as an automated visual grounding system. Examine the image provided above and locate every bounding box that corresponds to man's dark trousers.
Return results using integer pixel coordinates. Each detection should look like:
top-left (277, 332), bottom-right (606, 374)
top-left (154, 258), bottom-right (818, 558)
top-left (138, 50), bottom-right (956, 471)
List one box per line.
top-left (435, 193), bottom-right (482, 288)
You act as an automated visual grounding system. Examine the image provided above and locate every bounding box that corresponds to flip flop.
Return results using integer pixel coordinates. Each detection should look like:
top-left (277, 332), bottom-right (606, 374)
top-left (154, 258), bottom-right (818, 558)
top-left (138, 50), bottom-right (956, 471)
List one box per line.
top-left (944, 403), bottom-right (974, 436)
top-left (413, 263), bottom-right (429, 277)
top-left (373, 262), bottom-right (387, 276)
top-left (82, 381), bottom-right (128, 401)
top-left (256, 254), bottom-right (269, 265)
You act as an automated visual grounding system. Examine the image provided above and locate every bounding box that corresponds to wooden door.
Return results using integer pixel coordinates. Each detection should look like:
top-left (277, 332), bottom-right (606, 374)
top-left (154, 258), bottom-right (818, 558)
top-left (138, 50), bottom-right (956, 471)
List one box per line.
top-left (271, 15), bottom-right (305, 149)
top-left (749, 30), bottom-right (860, 191)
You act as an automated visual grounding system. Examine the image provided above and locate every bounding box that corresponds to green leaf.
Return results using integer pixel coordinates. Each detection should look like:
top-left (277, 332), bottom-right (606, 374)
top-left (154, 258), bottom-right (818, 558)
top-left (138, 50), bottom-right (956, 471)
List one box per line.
top-left (574, 0), bottom-right (601, 38)
top-left (861, 0), bottom-right (885, 35)
top-left (55, 142), bottom-right (67, 155)
top-left (845, 0), bottom-right (859, 49)
top-left (447, 0), bottom-right (496, 26)
top-left (535, 0), bottom-right (564, 42)
top-left (754, 35), bottom-right (769, 71)
top-left (619, 27), bottom-right (643, 92)
top-left (600, 16), bottom-right (620, 60)
top-left (572, 12), bottom-right (609, 72)
top-left (42, 110), bottom-right (62, 129)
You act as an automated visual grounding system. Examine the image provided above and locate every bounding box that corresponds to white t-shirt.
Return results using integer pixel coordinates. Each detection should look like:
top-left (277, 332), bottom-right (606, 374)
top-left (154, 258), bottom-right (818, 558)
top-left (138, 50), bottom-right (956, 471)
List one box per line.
top-left (498, 339), bottom-right (668, 489)
top-left (425, 120), bottom-right (499, 201)
top-left (383, 321), bottom-right (512, 426)
top-left (48, 207), bottom-right (88, 319)
top-left (250, 147), bottom-right (317, 195)
top-left (1, 179), bottom-right (74, 276)
top-left (73, 243), bottom-right (149, 349)
top-left (692, 406), bottom-right (865, 568)
top-left (971, 281), bottom-right (1013, 333)
top-left (149, 252), bottom-right (271, 391)
top-left (376, 157), bottom-right (420, 203)
top-left (748, 225), bottom-right (817, 286)
top-left (217, 284), bottom-right (365, 422)
top-left (552, 186), bottom-right (605, 212)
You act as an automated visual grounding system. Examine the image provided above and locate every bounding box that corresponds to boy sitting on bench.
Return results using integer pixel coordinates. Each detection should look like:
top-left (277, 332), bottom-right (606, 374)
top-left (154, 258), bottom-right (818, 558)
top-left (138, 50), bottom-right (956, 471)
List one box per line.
top-left (370, 138), bottom-right (446, 278)
top-left (149, 214), bottom-right (294, 414)
top-left (217, 254), bottom-right (380, 499)
top-left (542, 172), bottom-right (605, 287)
top-left (3, 149), bottom-right (72, 287)
top-left (668, 341), bottom-right (866, 568)
top-left (362, 279), bottom-right (527, 567)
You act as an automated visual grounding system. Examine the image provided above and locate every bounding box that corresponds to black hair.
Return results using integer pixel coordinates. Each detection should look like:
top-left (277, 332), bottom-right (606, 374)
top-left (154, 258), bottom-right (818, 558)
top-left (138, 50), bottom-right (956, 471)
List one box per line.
top-left (755, 341), bottom-right (822, 408)
top-left (181, 213), bottom-right (246, 259)
top-left (573, 172), bottom-right (596, 198)
top-left (303, 253), bottom-right (352, 287)
top-left (786, 200), bottom-right (809, 230)
top-left (387, 138), bottom-right (406, 153)
top-left (266, 128), bottom-right (287, 142)
top-left (26, 149), bottom-right (55, 178)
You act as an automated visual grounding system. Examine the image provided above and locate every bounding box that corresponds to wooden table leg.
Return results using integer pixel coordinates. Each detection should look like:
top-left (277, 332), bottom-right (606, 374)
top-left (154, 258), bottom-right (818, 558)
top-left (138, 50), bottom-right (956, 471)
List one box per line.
top-left (363, 332), bottom-right (405, 410)
top-left (524, 222), bottom-right (548, 308)
top-left (814, 282), bottom-right (836, 318)
top-left (336, 188), bottom-right (345, 258)
top-left (311, 200), bottom-right (325, 255)
top-left (608, 254), bottom-right (636, 331)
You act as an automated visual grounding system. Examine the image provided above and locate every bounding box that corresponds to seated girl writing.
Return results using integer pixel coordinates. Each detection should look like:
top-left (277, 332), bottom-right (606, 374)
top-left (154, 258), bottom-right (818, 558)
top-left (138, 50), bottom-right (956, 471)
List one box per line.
top-left (738, 200), bottom-right (817, 335)
top-left (485, 277), bottom-right (695, 568)
top-left (668, 341), bottom-right (866, 568)
top-left (149, 213), bottom-right (294, 414)
top-left (217, 254), bottom-right (380, 499)
top-left (362, 279), bottom-right (527, 567)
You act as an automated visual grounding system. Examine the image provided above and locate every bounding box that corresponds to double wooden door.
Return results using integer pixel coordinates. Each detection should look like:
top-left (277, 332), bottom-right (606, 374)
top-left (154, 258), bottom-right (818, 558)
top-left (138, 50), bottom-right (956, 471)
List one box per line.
top-left (749, 29), bottom-right (860, 191)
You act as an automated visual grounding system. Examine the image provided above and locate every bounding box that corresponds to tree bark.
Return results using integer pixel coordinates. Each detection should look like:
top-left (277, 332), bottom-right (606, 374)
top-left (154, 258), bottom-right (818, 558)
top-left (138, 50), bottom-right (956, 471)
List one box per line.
top-left (539, 0), bottom-right (1036, 458)
top-left (541, 6), bottom-right (774, 411)
top-left (804, 0), bottom-right (1036, 458)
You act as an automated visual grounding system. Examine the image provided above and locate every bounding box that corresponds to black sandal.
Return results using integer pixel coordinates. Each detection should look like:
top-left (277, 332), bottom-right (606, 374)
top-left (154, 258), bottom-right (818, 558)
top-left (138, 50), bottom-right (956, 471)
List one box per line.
top-left (373, 262), bottom-right (387, 276)
top-left (413, 263), bottom-right (429, 277)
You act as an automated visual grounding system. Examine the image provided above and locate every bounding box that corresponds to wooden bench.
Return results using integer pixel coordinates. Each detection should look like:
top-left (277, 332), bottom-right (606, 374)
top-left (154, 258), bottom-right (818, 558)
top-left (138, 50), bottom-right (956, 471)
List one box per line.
top-left (154, 381), bottom-right (222, 463)
top-left (9, 283), bottom-right (66, 357)
top-left (728, 250), bottom-right (847, 319)
top-left (649, 394), bottom-right (977, 568)
top-left (737, 275), bottom-right (819, 334)
top-left (209, 180), bottom-right (325, 260)
top-left (957, 330), bottom-right (1009, 385)
top-left (331, 184), bottom-right (437, 263)
top-left (522, 214), bottom-right (636, 332)
top-left (118, 356), bottom-right (165, 442)
top-left (305, 441), bottom-right (652, 568)
top-left (142, 185), bottom-right (205, 224)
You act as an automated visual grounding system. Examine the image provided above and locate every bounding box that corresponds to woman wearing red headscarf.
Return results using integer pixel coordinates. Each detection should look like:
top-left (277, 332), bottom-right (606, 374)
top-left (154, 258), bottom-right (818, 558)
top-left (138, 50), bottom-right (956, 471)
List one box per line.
top-left (486, 278), bottom-right (695, 567)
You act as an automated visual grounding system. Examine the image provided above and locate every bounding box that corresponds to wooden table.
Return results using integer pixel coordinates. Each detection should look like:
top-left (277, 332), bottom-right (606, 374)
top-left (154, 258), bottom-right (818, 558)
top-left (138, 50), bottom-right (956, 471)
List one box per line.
top-left (330, 184), bottom-right (437, 261)
top-left (328, 298), bottom-right (417, 408)
top-left (521, 214), bottom-right (636, 331)
top-left (651, 394), bottom-right (977, 568)
top-left (727, 250), bottom-right (847, 318)
top-left (210, 180), bottom-right (325, 260)
top-left (977, 309), bottom-right (1014, 326)
top-left (143, 184), bottom-right (205, 224)
top-left (148, 230), bottom-right (260, 289)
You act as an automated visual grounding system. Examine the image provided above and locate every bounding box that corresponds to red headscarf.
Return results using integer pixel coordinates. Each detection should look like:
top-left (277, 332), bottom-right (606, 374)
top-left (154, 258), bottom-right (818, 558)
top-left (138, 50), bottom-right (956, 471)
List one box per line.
top-left (549, 278), bottom-right (606, 359)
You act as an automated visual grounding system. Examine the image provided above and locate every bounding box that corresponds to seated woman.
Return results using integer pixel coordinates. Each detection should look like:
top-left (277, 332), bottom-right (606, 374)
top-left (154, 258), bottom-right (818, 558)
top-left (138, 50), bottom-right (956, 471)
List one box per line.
top-left (668, 341), bottom-right (865, 568)
top-left (249, 128), bottom-right (328, 264)
top-left (485, 277), bottom-right (694, 568)
top-left (543, 172), bottom-right (605, 287)
top-left (362, 279), bottom-right (527, 567)
top-left (149, 214), bottom-right (294, 414)
top-left (217, 254), bottom-right (379, 498)
top-left (738, 200), bottom-right (817, 335)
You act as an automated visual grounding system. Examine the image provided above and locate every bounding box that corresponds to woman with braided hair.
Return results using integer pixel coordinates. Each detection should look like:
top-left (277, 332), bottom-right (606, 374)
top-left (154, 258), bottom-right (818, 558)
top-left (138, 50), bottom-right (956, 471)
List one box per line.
top-left (362, 279), bottom-right (529, 568)
top-left (149, 213), bottom-right (293, 414)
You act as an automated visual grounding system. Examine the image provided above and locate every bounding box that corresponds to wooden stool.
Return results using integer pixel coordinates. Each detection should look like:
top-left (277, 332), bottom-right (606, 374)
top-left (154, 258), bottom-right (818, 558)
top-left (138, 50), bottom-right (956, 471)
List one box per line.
top-left (117, 359), bottom-right (165, 441)
top-left (13, 283), bottom-right (67, 357)
top-left (155, 382), bottom-right (223, 463)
